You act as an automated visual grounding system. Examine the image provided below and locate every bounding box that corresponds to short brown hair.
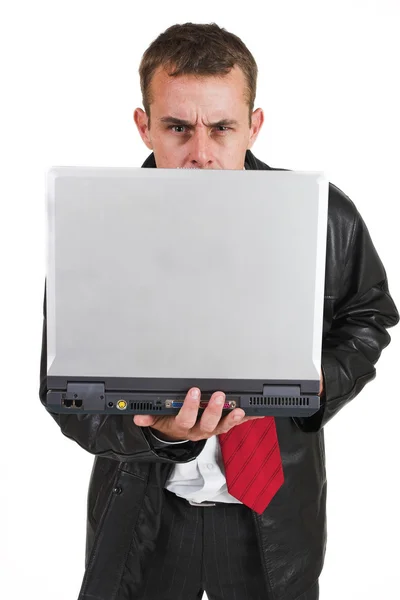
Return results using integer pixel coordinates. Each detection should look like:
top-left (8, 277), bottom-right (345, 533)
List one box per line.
top-left (138, 23), bottom-right (258, 128)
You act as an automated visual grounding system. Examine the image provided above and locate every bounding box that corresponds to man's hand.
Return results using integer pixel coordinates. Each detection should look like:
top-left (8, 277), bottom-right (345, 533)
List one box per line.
top-left (133, 388), bottom-right (264, 442)
top-left (319, 370), bottom-right (324, 396)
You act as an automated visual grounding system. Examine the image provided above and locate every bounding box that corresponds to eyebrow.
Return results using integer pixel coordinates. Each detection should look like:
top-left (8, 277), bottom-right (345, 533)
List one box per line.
top-left (159, 116), bottom-right (239, 128)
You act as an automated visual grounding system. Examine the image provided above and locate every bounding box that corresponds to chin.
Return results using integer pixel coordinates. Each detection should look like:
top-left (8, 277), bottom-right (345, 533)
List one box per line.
top-left (176, 165), bottom-right (224, 170)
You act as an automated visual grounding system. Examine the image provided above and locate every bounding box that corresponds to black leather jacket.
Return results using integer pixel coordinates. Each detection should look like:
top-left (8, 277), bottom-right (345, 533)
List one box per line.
top-left (39, 150), bottom-right (399, 600)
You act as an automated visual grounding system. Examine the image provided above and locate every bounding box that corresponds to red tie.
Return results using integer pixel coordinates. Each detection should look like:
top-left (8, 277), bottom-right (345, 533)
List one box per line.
top-left (218, 417), bottom-right (284, 514)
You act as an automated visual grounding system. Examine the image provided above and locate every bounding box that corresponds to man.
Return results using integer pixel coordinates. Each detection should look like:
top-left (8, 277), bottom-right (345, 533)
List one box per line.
top-left (39, 23), bottom-right (399, 600)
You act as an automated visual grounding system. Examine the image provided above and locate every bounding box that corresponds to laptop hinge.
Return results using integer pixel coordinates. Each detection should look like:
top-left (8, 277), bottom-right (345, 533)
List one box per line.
top-left (66, 382), bottom-right (106, 409)
top-left (263, 385), bottom-right (301, 396)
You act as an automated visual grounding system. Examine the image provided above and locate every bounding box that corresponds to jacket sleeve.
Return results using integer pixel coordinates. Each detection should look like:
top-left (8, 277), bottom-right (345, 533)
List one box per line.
top-left (39, 280), bottom-right (206, 463)
top-left (293, 208), bottom-right (399, 433)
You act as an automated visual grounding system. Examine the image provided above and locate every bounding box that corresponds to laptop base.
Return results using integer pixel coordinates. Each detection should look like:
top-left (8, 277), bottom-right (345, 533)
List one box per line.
top-left (46, 378), bottom-right (321, 417)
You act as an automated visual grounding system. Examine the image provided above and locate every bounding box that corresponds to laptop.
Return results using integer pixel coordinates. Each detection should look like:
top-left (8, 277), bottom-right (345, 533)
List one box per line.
top-left (44, 166), bottom-right (328, 417)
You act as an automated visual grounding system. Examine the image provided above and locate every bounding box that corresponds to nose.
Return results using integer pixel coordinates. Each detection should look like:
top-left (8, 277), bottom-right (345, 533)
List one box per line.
top-left (187, 128), bottom-right (214, 168)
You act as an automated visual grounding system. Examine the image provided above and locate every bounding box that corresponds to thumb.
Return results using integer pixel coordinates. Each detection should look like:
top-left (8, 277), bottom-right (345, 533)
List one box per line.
top-left (134, 415), bottom-right (156, 426)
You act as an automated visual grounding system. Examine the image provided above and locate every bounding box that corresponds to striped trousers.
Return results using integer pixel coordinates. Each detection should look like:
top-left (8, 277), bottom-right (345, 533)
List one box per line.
top-left (118, 488), bottom-right (319, 600)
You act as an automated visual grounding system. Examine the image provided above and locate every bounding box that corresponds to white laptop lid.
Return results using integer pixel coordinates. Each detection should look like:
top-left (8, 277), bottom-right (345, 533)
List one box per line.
top-left (45, 167), bottom-right (327, 389)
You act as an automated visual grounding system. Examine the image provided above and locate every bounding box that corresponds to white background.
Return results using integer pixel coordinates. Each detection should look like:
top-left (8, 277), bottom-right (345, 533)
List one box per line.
top-left (1, 1), bottom-right (399, 599)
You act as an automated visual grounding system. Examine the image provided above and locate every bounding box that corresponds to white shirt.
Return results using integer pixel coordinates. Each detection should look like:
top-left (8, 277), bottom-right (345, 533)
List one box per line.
top-left (148, 164), bottom-right (247, 505)
top-left (149, 430), bottom-right (242, 504)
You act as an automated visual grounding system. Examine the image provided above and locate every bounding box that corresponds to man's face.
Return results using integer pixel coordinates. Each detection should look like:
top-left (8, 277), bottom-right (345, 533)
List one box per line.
top-left (134, 65), bottom-right (263, 169)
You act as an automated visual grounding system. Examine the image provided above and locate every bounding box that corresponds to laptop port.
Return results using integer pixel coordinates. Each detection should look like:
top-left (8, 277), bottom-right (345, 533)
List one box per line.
top-left (63, 399), bottom-right (73, 407)
top-left (73, 399), bottom-right (83, 408)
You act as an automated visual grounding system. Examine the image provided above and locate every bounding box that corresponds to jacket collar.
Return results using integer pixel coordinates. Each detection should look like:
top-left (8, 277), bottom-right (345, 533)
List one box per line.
top-left (140, 149), bottom-right (273, 171)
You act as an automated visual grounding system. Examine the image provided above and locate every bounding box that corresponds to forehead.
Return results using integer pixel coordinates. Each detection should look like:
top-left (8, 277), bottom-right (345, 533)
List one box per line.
top-left (149, 65), bottom-right (248, 115)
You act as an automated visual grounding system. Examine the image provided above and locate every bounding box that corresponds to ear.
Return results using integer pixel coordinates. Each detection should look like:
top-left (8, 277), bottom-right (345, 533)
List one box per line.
top-left (247, 108), bottom-right (264, 150)
top-left (133, 108), bottom-right (153, 150)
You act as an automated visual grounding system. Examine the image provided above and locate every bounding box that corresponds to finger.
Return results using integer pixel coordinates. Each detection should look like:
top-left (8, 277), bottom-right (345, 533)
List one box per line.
top-left (134, 415), bottom-right (156, 426)
top-left (175, 388), bottom-right (201, 430)
top-left (198, 391), bottom-right (226, 433)
top-left (215, 408), bottom-right (244, 434)
top-left (228, 408), bottom-right (246, 425)
top-left (215, 410), bottom-right (263, 435)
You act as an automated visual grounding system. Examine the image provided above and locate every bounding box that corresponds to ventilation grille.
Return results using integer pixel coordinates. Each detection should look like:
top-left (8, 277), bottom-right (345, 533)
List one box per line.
top-left (250, 396), bottom-right (310, 406)
top-left (130, 402), bottom-right (162, 411)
